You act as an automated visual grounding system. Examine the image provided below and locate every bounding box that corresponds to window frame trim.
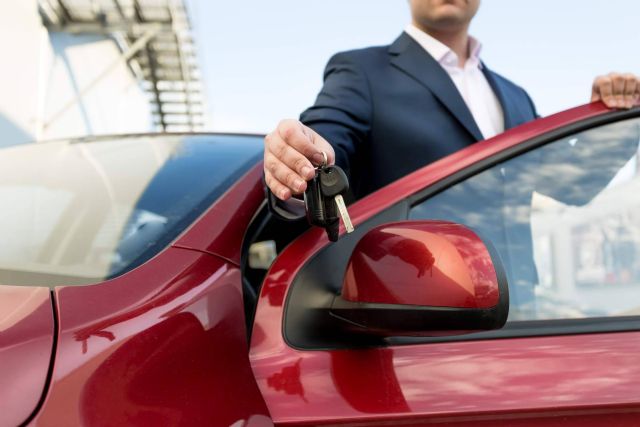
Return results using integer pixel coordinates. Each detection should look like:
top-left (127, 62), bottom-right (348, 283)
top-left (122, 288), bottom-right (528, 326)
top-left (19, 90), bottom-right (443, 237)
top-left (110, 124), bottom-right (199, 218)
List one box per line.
top-left (408, 108), bottom-right (640, 205)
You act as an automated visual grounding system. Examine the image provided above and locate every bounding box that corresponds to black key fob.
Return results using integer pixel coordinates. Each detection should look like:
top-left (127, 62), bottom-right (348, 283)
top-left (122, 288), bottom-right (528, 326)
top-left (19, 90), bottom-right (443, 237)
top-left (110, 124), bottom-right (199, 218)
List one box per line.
top-left (303, 167), bottom-right (340, 242)
top-left (303, 170), bottom-right (326, 227)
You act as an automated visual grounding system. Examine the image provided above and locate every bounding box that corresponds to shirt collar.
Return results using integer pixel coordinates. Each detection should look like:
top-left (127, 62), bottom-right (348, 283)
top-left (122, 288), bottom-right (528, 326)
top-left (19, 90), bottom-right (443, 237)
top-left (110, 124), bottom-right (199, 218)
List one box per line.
top-left (404, 23), bottom-right (483, 69)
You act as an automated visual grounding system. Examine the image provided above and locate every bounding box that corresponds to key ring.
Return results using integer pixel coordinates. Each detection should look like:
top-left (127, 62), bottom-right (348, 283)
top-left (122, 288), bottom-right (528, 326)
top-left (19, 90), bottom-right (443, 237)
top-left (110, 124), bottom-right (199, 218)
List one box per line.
top-left (316, 151), bottom-right (328, 169)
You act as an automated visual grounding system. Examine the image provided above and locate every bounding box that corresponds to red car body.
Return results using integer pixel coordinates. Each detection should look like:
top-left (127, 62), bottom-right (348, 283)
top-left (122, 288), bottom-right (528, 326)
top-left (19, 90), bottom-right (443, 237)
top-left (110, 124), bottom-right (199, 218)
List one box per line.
top-left (3, 103), bottom-right (640, 426)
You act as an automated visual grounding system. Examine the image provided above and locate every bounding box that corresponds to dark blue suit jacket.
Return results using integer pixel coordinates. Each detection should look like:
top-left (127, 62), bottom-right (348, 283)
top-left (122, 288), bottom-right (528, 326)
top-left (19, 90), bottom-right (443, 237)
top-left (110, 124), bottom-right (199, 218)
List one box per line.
top-left (300, 32), bottom-right (538, 199)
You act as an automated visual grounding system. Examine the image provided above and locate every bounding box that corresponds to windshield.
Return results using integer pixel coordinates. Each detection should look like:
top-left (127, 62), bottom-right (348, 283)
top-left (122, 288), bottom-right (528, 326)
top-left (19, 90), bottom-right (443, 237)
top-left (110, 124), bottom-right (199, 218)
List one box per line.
top-left (0, 134), bottom-right (262, 287)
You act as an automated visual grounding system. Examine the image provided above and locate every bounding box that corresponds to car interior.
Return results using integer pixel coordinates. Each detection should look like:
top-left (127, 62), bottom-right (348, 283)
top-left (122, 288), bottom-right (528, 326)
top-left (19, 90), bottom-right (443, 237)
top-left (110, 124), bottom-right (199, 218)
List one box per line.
top-left (240, 202), bottom-right (311, 337)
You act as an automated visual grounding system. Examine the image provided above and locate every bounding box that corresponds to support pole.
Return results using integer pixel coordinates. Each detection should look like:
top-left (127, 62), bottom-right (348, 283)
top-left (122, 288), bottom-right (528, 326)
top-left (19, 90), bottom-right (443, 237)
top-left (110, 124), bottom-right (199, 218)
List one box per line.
top-left (42, 25), bottom-right (161, 130)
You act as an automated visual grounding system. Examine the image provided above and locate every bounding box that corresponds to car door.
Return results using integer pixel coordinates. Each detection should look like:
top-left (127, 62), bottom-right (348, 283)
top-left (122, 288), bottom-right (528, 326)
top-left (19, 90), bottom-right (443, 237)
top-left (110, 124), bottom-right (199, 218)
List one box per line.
top-left (250, 104), bottom-right (640, 426)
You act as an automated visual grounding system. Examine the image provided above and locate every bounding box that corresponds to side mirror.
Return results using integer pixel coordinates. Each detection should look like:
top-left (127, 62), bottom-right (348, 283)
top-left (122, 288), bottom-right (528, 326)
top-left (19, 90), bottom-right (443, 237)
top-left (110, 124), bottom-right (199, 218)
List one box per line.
top-left (330, 221), bottom-right (509, 337)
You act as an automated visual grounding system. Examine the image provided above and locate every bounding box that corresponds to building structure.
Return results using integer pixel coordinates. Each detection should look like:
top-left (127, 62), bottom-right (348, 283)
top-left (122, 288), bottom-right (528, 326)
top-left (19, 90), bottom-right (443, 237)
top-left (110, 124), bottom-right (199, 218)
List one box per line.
top-left (0, 0), bottom-right (204, 146)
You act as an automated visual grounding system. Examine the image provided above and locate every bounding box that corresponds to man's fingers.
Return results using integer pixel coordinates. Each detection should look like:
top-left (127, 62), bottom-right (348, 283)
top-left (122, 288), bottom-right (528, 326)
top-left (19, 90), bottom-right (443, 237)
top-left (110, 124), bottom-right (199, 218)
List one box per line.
top-left (278, 119), bottom-right (334, 166)
top-left (267, 131), bottom-right (316, 180)
top-left (278, 120), bottom-right (321, 162)
top-left (592, 73), bottom-right (640, 109)
top-left (612, 74), bottom-right (626, 107)
top-left (592, 75), bottom-right (614, 107)
top-left (264, 151), bottom-right (307, 195)
top-left (264, 170), bottom-right (291, 201)
top-left (301, 125), bottom-right (336, 166)
top-left (623, 74), bottom-right (639, 108)
top-left (263, 119), bottom-right (337, 200)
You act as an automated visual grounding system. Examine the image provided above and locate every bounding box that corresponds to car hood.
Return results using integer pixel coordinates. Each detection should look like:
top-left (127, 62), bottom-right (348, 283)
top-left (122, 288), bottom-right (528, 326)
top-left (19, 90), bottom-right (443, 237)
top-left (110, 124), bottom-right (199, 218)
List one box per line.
top-left (0, 286), bottom-right (55, 426)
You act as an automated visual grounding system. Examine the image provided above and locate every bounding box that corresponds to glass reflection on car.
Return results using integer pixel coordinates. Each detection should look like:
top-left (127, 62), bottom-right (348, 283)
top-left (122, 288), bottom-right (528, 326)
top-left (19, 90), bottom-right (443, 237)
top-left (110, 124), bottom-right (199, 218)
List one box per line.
top-left (0, 135), bottom-right (262, 287)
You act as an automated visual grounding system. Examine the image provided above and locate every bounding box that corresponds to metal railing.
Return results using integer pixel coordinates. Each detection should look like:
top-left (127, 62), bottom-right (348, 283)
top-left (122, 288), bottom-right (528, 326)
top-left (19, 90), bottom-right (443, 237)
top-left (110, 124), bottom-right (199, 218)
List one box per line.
top-left (38, 0), bottom-right (205, 132)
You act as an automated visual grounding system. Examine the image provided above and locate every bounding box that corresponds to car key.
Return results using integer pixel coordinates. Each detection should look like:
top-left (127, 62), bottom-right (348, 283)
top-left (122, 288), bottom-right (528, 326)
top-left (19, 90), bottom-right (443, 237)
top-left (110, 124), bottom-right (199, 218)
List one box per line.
top-left (303, 170), bottom-right (326, 227)
top-left (319, 165), bottom-right (355, 234)
top-left (304, 168), bottom-right (340, 242)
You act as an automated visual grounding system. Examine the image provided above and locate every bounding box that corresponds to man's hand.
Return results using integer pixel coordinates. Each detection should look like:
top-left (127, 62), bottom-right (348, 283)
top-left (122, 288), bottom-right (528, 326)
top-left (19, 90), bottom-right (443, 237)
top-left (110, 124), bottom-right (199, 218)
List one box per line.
top-left (264, 119), bottom-right (336, 201)
top-left (591, 72), bottom-right (640, 109)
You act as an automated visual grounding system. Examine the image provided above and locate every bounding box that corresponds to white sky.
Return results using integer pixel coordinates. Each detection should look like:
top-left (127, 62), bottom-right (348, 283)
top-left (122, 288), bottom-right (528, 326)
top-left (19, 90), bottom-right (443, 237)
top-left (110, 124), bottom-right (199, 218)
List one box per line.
top-left (187, 0), bottom-right (640, 134)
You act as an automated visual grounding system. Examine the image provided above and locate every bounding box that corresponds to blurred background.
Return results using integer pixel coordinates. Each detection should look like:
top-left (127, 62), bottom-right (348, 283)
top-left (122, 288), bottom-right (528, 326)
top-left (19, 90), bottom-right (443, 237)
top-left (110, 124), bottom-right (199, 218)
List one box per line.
top-left (1, 0), bottom-right (638, 145)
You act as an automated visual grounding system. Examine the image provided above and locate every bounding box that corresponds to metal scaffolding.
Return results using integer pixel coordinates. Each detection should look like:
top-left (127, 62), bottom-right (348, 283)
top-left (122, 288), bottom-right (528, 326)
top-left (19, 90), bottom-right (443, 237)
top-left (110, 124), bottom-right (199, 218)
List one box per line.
top-left (38, 0), bottom-right (205, 132)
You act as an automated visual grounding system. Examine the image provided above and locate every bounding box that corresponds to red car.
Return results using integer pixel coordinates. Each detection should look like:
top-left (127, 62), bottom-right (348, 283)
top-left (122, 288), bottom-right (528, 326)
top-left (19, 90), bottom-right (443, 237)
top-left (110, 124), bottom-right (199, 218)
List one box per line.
top-left (3, 103), bottom-right (640, 426)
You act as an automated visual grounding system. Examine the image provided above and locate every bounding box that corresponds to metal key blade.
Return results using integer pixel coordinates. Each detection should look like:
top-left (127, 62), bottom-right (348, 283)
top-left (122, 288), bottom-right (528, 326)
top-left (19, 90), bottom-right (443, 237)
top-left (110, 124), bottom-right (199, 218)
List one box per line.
top-left (334, 194), bottom-right (354, 233)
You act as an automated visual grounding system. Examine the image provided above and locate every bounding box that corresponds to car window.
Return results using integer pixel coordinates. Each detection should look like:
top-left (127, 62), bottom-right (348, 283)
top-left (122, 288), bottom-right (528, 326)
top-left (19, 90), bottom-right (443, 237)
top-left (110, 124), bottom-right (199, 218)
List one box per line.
top-left (0, 134), bottom-right (262, 287)
top-left (410, 117), bottom-right (640, 322)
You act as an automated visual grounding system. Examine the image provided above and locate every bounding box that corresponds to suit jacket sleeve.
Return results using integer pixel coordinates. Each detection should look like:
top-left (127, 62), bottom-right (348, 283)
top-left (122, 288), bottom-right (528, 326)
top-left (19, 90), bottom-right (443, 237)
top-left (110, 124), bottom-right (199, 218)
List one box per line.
top-left (300, 52), bottom-right (373, 178)
top-left (525, 91), bottom-right (540, 120)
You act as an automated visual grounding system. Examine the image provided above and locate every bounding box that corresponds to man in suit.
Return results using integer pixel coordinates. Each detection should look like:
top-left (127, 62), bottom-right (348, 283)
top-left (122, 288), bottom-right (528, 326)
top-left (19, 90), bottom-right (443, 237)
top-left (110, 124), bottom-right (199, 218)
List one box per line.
top-left (263, 0), bottom-right (640, 201)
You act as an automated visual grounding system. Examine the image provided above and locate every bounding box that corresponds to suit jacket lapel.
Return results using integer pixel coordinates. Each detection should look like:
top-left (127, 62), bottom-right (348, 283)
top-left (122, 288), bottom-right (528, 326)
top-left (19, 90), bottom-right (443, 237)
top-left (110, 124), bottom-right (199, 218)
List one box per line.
top-left (481, 64), bottom-right (514, 130)
top-left (388, 32), bottom-right (484, 141)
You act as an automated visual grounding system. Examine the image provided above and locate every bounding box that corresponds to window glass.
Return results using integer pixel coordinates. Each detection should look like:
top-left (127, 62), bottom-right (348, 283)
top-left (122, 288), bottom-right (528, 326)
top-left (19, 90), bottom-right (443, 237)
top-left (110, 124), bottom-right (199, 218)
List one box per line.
top-left (410, 118), bottom-right (640, 321)
top-left (0, 135), bottom-right (262, 287)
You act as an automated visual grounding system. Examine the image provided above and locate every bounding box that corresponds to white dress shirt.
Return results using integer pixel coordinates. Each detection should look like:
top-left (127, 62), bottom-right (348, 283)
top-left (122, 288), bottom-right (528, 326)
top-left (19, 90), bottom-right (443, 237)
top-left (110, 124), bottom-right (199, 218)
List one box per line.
top-left (404, 24), bottom-right (504, 139)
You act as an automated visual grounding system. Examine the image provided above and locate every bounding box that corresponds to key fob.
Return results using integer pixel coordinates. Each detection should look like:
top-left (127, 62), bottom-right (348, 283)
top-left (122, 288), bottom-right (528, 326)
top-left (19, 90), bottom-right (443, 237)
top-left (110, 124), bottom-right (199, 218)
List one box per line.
top-left (319, 166), bottom-right (350, 197)
top-left (303, 171), bottom-right (326, 227)
top-left (303, 167), bottom-right (340, 242)
top-left (319, 165), bottom-right (354, 238)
